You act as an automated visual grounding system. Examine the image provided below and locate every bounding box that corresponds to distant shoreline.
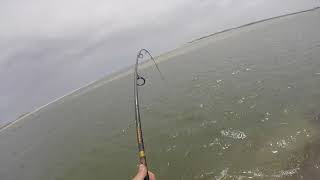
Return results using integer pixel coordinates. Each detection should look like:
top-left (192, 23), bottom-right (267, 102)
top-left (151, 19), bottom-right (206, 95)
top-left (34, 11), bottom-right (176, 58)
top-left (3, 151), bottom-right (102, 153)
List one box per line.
top-left (1, 6), bottom-right (319, 132)
top-left (188, 6), bottom-right (320, 44)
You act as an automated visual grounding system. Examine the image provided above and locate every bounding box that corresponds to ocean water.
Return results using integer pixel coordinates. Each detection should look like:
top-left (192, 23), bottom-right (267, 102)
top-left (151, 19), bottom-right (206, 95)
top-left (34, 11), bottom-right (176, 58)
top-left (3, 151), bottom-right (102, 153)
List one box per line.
top-left (0, 8), bottom-right (320, 180)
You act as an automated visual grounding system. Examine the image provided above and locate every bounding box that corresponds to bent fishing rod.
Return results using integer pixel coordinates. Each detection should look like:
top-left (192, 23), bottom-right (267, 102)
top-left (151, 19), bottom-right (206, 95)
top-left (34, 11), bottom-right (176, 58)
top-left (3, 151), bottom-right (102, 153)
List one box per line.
top-left (134, 49), bottom-right (163, 180)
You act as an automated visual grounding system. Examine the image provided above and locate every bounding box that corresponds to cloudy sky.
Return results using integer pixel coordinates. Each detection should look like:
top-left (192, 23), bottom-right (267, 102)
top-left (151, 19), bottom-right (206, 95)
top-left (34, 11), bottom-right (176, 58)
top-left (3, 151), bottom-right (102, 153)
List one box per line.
top-left (0, 0), bottom-right (319, 123)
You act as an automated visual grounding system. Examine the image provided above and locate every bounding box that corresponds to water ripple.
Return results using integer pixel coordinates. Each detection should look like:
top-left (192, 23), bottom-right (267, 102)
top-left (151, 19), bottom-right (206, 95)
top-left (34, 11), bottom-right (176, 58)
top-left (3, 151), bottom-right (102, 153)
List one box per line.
top-left (221, 129), bottom-right (247, 140)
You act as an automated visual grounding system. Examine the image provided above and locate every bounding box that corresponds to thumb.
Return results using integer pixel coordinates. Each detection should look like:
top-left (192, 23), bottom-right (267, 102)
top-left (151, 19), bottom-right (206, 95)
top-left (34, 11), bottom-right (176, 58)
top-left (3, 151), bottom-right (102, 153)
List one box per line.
top-left (133, 164), bottom-right (147, 180)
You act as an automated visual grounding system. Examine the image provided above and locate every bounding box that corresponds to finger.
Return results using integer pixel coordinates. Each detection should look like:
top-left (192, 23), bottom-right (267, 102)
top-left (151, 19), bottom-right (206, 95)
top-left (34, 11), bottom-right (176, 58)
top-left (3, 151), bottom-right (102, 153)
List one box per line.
top-left (132, 164), bottom-right (147, 180)
top-left (148, 171), bottom-right (156, 180)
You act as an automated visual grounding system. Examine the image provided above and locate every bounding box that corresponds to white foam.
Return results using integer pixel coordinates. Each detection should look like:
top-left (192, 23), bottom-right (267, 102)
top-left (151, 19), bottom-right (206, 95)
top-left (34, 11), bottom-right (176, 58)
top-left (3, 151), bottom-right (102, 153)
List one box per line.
top-left (221, 129), bottom-right (247, 140)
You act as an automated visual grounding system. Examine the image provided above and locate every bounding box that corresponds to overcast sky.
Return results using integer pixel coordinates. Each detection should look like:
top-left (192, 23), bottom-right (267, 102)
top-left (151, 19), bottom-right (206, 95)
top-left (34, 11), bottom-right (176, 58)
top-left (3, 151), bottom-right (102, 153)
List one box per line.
top-left (0, 0), bottom-right (319, 123)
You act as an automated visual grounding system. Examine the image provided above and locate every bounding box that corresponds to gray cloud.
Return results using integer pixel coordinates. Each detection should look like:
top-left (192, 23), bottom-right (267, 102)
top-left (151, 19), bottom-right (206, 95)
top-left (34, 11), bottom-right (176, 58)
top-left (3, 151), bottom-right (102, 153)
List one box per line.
top-left (0, 0), bottom-right (319, 122)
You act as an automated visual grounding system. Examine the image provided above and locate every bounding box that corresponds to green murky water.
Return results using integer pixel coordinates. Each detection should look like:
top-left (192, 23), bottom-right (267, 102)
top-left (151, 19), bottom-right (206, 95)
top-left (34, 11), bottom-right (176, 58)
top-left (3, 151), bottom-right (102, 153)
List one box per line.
top-left (1, 8), bottom-right (320, 180)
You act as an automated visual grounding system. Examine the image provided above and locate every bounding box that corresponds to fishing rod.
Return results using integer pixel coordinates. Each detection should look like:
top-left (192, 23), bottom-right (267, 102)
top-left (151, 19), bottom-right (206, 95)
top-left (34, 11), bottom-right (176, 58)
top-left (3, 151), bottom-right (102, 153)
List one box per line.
top-left (134, 49), bottom-right (163, 180)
